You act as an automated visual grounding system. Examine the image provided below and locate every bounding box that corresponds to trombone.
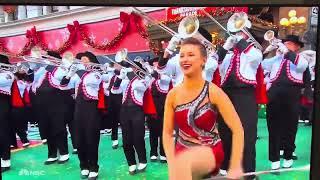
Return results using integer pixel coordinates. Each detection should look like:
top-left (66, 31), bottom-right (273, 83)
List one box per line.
top-left (115, 48), bottom-right (149, 79)
top-left (199, 9), bottom-right (263, 50)
top-left (132, 7), bottom-right (177, 36)
top-left (63, 51), bottom-right (111, 74)
top-left (133, 7), bottom-right (215, 54)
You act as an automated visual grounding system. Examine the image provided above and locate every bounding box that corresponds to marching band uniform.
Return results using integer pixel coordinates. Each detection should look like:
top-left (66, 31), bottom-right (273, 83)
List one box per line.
top-left (27, 51), bottom-right (70, 165)
top-left (147, 68), bottom-right (171, 162)
top-left (217, 36), bottom-right (263, 179)
top-left (262, 35), bottom-right (308, 169)
top-left (157, 27), bottom-right (220, 87)
top-left (0, 55), bottom-right (15, 172)
top-left (29, 64), bottom-right (48, 142)
top-left (40, 63), bottom-right (70, 164)
top-left (59, 58), bottom-right (79, 154)
top-left (10, 71), bottom-right (32, 148)
top-left (107, 68), bottom-right (126, 149)
top-left (120, 64), bottom-right (153, 174)
top-left (65, 52), bottom-right (108, 179)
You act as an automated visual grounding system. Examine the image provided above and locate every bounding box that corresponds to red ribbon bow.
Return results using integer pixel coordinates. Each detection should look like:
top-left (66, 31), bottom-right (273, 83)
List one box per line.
top-left (67, 21), bottom-right (81, 42)
top-left (26, 26), bottom-right (39, 45)
top-left (120, 12), bottom-right (140, 33)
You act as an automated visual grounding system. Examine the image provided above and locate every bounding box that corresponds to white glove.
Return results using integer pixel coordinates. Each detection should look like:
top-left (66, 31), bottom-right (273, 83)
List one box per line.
top-left (66, 64), bottom-right (78, 79)
top-left (166, 34), bottom-right (182, 54)
top-left (62, 58), bottom-right (72, 69)
top-left (20, 64), bottom-right (29, 73)
top-left (223, 36), bottom-right (237, 50)
top-left (118, 68), bottom-right (127, 79)
top-left (277, 42), bottom-right (288, 54)
top-left (144, 75), bottom-right (152, 85)
top-left (263, 44), bottom-right (278, 54)
top-left (28, 62), bottom-right (37, 70)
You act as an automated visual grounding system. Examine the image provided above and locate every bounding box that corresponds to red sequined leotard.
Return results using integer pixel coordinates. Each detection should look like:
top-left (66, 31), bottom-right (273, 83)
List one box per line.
top-left (174, 81), bottom-right (224, 174)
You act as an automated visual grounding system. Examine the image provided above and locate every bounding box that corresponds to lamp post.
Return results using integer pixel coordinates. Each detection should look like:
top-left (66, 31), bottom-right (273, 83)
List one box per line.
top-left (279, 9), bottom-right (307, 37)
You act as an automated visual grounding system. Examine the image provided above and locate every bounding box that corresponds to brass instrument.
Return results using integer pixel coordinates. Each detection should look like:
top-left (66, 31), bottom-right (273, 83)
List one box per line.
top-left (63, 51), bottom-right (110, 73)
top-left (178, 16), bottom-right (216, 54)
top-left (264, 30), bottom-right (282, 46)
top-left (227, 12), bottom-right (263, 50)
top-left (115, 48), bottom-right (149, 79)
top-left (132, 7), bottom-right (177, 36)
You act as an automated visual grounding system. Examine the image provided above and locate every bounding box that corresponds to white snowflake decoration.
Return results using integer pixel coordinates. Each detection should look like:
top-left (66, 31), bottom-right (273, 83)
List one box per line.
top-left (61, 29), bottom-right (71, 42)
top-left (89, 33), bottom-right (96, 42)
top-left (102, 38), bottom-right (109, 45)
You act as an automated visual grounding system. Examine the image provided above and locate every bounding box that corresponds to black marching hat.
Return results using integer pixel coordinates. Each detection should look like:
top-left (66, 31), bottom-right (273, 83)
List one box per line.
top-left (0, 54), bottom-right (10, 64)
top-left (76, 51), bottom-right (99, 64)
top-left (282, 35), bottom-right (304, 48)
top-left (47, 51), bottom-right (62, 59)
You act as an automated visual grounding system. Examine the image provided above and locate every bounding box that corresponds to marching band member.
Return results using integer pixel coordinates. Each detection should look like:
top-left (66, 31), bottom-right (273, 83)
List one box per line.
top-left (63, 51), bottom-right (108, 180)
top-left (104, 63), bottom-right (124, 149)
top-left (261, 35), bottom-right (308, 169)
top-left (59, 52), bottom-right (79, 154)
top-left (0, 54), bottom-right (15, 172)
top-left (28, 51), bottom-right (48, 144)
top-left (216, 30), bottom-right (263, 179)
top-left (10, 64), bottom-right (32, 148)
top-left (147, 57), bottom-right (170, 163)
top-left (157, 26), bottom-right (219, 87)
top-left (119, 60), bottom-right (153, 175)
top-left (33, 51), bottom-right (70, 165)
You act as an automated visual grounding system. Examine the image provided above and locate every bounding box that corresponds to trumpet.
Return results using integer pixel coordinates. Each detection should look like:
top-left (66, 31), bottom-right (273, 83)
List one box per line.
top-left (115, 48), bottom-right (149, 79)
top-left (227, 12), bottom-right (263, 50)
top-left (264, 30), bottom-right (281, 46)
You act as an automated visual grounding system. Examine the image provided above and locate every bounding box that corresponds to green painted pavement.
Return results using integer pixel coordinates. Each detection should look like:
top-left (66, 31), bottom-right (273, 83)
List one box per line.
top-left (3, 118), bottom-right (311, 180)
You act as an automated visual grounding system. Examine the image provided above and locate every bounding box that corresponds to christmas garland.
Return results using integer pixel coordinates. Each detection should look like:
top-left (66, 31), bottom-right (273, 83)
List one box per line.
top-left (0, 9), bottom-right (277, 57)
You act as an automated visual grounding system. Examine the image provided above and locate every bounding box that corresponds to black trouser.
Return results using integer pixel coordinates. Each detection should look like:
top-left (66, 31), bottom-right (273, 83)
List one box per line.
top-left (0, 95), bottom-right (11, 160)
top-left (63, 93), bottom-right (76, 150)
top-left (74, 97), bottom-right (101, 172)
top-left (30, 92), bottom-right (47, 140)
top-left (10, 107), bottom-right (29, 145)
top-left (38, 90), bottom-right (69, 158)
top-left (47, 131), bottom-right (68, 158)
top-left (146, 115), bottom-right (165, 157)
top-left (218, 87), bottom-right (257, 178)
top-left (300, 104), bottom-right (312, 121)
top-left (108, 93), bottom-right (122, 141)
top-left (120, 105), bottom-right (147, 166)
top-left (267, 85), bottom-right (300, 161)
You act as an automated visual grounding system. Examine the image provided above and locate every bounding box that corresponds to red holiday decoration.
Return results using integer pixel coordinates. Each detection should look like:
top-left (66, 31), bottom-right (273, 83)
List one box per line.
top-left (0, 9), bottom-right (277, 57)
top-left (3, 6), bottom-right (16, 14)
top-left (26, 26), bottom-right (39, 45)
